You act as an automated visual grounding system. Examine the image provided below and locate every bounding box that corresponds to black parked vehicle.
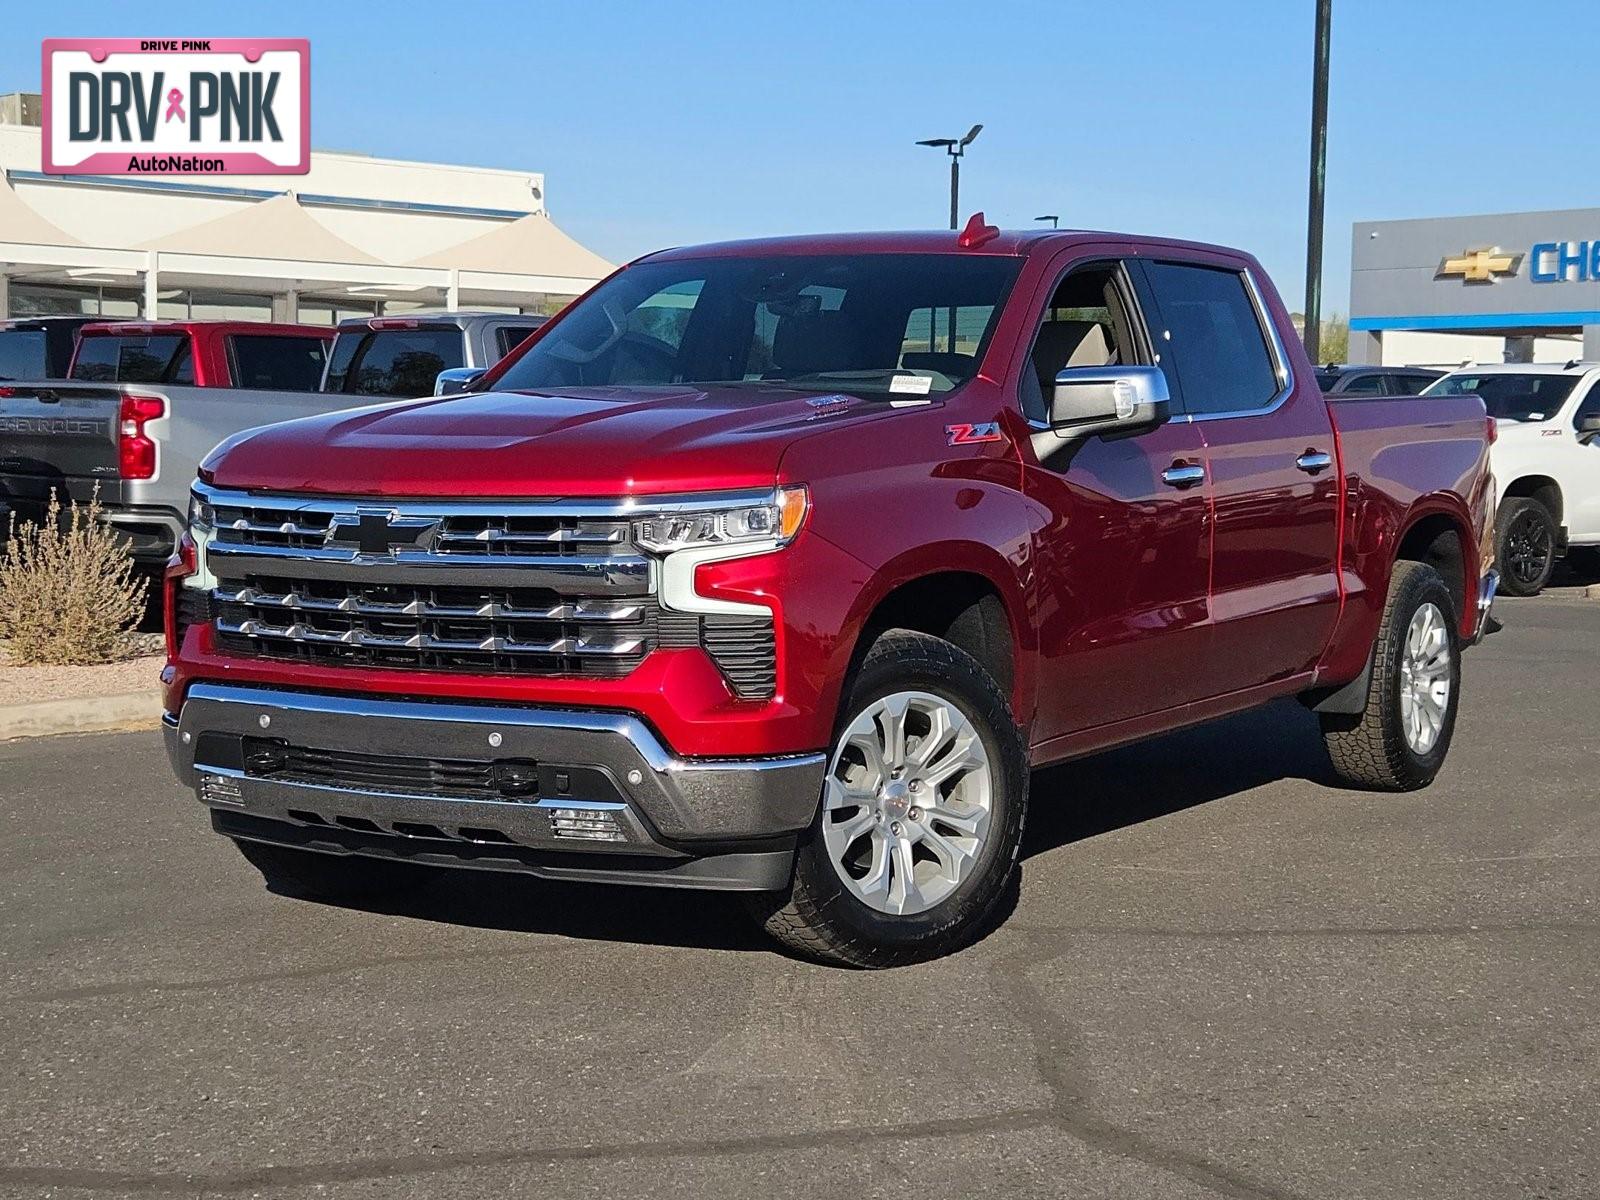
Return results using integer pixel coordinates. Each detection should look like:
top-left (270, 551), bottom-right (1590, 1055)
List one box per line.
top-left (1314, 364), bottom-right (1444, 396)
top-left (0, 316), bottom-right (99, 382)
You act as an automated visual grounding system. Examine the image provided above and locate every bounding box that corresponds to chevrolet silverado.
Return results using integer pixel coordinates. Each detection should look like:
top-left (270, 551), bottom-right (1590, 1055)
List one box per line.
top-left (162, 219), bottom-right (1498, 966)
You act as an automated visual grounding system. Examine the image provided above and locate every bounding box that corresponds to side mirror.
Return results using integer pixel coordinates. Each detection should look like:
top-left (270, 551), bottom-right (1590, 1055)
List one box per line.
top-left (434, 366), bottom-right (486, 396)
top-left (1578, 414), bottom-right (1600, 443)
top-left (1049, 365), bottom-right (1170, 438)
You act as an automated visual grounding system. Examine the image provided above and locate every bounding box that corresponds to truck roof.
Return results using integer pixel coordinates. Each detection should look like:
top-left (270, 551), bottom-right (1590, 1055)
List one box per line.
top-left (640, 226), bottom-right (1255, 263)
top-left (79, 320), bottom-right (333, 338)
top-left (334, 311), bottom-right (547, 331)
top-left (1436, 360), bottom-right (1597, 376)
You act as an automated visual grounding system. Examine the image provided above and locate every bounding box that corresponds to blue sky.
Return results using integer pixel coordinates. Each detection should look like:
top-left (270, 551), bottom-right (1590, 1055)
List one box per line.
top-left (5, 1), bottom-right (1596, 314)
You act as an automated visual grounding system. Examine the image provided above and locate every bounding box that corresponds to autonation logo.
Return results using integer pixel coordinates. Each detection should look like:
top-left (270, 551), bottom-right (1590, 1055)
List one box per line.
top-left (42, 38), bottom-right (309, 176)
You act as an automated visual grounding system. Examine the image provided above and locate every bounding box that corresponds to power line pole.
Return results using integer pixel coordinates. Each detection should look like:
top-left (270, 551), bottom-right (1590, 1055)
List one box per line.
top-left (1304, 0), bottom-right (1332, 364)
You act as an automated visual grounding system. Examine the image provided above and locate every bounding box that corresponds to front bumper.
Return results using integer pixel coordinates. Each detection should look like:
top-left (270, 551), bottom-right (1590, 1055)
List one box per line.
top-left (166, 683), bottom-right (825, 891)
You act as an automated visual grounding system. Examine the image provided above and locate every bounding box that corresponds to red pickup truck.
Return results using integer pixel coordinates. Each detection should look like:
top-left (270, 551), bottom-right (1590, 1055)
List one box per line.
top-left (163, 222), bottom-right (1497, 966)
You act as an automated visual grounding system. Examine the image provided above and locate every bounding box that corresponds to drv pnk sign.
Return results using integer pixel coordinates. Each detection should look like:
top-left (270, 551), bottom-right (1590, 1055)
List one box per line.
top-left (42, 39), bottom-right (309, 176)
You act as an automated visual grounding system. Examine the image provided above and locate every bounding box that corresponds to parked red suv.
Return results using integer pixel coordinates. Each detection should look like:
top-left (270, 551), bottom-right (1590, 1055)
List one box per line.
top-left (163, 222), bottom-right (1496, 966)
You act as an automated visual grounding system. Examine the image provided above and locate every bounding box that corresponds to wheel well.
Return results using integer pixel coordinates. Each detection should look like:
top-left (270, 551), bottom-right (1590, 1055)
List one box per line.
top-left (1503, 475), bottom-right (1563, 524)
top-left (856, 572), bottom-right (1015, 695)
top-left (1396, 515), bottom-right (1467, 626)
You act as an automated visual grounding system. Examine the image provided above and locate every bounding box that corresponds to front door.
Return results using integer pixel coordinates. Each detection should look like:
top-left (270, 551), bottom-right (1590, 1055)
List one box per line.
top-left (1018, 257), bottom-right (1215, 748)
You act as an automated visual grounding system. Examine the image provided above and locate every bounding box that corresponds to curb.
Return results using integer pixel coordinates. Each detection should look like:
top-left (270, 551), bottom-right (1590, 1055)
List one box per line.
top-left (0, 692), bottom-right (163, 741)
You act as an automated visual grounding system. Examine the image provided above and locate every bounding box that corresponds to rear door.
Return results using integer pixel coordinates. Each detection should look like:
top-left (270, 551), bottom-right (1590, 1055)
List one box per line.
top-left (1137, 257), bottom-right (1341, 695)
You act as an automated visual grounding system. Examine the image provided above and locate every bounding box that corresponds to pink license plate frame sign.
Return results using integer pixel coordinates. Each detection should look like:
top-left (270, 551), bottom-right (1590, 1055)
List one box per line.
top-left (42, 38), bottom-right (310, 176)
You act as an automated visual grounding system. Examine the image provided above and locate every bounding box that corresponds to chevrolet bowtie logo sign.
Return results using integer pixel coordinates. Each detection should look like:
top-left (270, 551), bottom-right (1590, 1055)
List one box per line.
top-left (325, 511), bottom-right (439, 556)
top-left (1437, 246), bottom-right (1523, 284)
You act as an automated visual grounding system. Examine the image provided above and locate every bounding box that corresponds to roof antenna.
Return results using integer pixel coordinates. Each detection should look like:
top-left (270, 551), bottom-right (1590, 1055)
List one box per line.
top-left (958, 211), bottom-right (999, 249)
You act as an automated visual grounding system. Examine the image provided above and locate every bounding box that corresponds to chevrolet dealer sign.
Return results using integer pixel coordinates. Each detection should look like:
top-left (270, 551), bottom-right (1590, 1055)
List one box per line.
top-left (42, 38), bottom-right (310, 176)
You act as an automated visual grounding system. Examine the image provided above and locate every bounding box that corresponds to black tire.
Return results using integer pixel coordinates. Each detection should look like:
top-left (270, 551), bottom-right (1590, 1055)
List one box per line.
top-left (1496, 497), bottom-right (1558, 596)
top-left (746, 630), bottom-right (1029, 968)
top-left (1320, 560), bottom-right (1461, 791)
top-left (232, 838), bottom-right (422, 901)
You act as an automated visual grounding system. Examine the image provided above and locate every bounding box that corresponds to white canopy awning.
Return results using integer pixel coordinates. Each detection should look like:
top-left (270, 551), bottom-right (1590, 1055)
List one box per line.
top-left (410, 212), bottom-right (612, 282)
top-left (139, 192), bottom-right (383, 265)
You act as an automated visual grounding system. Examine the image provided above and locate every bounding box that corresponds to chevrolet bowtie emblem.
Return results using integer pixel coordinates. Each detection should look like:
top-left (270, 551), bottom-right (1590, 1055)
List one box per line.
top-left (1437, 246), bottom-right (1522, 283)
top-left (325, 510), bottom-right (439, 556)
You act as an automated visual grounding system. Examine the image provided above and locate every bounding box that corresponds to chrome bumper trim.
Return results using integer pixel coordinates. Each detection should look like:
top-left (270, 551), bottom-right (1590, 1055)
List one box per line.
top-left (166, 683), bottom-right (825, 845)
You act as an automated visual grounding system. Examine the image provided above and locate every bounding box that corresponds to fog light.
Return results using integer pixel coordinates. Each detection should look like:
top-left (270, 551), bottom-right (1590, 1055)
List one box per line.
top-left (547, 806), bottom-right (626, 842)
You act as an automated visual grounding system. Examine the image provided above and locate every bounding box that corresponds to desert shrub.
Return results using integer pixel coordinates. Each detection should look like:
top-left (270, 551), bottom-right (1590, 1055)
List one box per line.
top-left (0, 491), bottom-right (149, 666)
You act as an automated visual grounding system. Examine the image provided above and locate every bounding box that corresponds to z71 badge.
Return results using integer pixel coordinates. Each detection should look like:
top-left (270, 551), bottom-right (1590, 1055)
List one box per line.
top-left (945, 422), bottom-right (1004, 446)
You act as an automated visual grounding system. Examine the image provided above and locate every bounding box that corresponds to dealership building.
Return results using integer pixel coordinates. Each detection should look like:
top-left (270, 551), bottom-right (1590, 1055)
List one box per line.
top-left (0, 91), bottom-right (611, 325)
top-left (1350, 208), bottom-right (1600, 367)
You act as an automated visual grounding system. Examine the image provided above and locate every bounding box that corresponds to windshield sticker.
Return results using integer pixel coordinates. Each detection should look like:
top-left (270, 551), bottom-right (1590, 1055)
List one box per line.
top-left (889, 373), bottom-right (934, 395)
top-left (946, 422), bottom-right (1004, 446)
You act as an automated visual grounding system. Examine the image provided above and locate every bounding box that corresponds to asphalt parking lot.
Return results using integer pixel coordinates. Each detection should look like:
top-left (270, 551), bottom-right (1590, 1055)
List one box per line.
top-left (1, 593), bottom-right (1596, 1200)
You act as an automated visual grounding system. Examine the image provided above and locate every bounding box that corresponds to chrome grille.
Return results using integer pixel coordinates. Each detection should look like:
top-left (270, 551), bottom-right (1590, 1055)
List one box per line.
top-left (214, 575), bottom-right (654, 676)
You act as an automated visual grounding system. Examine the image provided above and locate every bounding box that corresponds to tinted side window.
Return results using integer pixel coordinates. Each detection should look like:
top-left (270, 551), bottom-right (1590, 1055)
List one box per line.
top-left (1391, 374), bottom-right (1434, 395)
top-left (1143, 263), bottom-right (1279, 415)
top-left (70, 335), bottom-right (187, 384)
top-left (344, 329), bottom-right (463, 397)
top-left (495, 325), bottom-right (539, 358)
top-left (0, 330), bottom-right (48, 380)
top-left (1574, 380), bottom-right (1600, 429)
top-left (229, 335), bottom-right (329, 391)
top-left (1340, 373), bottom-right (1388, 395)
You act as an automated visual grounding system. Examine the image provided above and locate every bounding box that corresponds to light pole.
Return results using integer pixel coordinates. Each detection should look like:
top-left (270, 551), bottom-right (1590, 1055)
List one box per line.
top-left (1304, 0), bottom-right (1332, 363)
top-left (916, 124), bottom-right (983, 230)
top-left (1034, 215), bottom-right (1060, 229)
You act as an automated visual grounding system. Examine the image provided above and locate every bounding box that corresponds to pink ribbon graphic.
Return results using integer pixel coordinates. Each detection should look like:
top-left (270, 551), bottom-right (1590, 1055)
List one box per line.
top-left (164, 88), bottom-right (185, 123)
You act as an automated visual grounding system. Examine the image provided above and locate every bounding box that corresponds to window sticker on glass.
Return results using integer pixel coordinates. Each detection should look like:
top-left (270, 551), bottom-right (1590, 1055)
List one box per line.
top-left (889, 374), bottom-right (934, 395)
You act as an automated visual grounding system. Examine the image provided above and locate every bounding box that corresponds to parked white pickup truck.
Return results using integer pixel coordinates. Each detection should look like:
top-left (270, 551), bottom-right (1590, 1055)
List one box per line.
top-left (1424, 362), bottom-right (1600, 595)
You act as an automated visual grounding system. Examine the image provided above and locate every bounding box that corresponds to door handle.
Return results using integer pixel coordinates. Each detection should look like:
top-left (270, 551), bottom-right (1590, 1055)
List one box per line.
top-left (1161, 462), bottom-right (1206, 489)
top-left (1295, 450), bottom-right (1334, 474)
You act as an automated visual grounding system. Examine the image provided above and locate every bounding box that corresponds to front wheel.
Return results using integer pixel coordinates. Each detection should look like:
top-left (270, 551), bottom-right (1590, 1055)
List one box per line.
top-left (747, 630), bottom-right (1029, 968)
top-left (1496, 497), bottom-right (1557, 596)
top-left (1320, 560), bottom-right (1461, 791)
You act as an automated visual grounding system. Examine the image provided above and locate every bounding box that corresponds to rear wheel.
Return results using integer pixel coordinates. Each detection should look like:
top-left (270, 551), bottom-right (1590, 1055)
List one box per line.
top-left (1320, 560), bottom-right (1461, 791)
top-left (232, 839), bottom-right (423, 901)
top-left (747, 630), bottom-right (1028, 968)
top-left (1496, 497), bottom-right (1557, 596)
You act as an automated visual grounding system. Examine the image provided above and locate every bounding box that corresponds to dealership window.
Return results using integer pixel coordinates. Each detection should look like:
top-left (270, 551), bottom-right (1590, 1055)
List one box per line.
top-left (296, 297), bottom-right (380, 326)
top-left (154, 289), bottom-right (273, 322)
top-left (7, 283), bottom-right (140, 318)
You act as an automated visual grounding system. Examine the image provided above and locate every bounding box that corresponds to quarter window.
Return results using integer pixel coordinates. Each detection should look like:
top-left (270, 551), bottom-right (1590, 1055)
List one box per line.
top-left (1143, 262), bottom-right (1279, 415)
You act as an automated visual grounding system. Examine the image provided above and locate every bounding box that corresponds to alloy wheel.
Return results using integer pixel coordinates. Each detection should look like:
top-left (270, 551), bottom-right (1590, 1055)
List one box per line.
top-left (1504, 510), bottom-right (1554, 586)
top-left (1398, 601), bottom-right (1452, 755)
top-left (820, 690), bottom-right (994, 916)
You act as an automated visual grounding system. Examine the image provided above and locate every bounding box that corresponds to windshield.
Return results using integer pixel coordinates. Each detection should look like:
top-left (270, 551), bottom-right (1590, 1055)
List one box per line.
top-left (490, 253), bottom-right (1023, 398)
top-left (1423, 372), bottom-right (1579, 422)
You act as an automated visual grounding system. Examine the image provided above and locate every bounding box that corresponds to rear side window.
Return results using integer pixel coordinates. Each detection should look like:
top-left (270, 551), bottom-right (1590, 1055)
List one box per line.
top-left (1143, 262), bottom-right (1279, 416)
top-left (1340, 373), bottom-right (1388, 395)
top-left (0, 330), bottom-right (47, 381)
top-left (326, 328), bottom-right (463, 396)
top-left (495, 325), bottom-right (539, 358)
top-left (229, 335), bottom-right (329, 391)
top-left (70, 335), bottom-right (189, 384)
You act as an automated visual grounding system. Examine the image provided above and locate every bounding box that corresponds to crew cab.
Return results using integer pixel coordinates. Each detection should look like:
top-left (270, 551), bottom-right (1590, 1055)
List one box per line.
top-left (163, 221), bottom-right (1497, 966)
top-left (322, 312), bottom-right (547, 399)
top-left (1423, 361), bottom-right (1600, 594)
top-left (0, 320), bottom-right (334, 562)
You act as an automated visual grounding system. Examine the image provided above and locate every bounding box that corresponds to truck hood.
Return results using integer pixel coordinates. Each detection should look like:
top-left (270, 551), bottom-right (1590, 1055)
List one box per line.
top-left (205, 385), bottom-right (893, 497)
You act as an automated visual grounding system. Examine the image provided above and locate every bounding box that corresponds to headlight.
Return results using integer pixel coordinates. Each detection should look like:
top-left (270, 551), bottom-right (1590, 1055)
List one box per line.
top-left (634, 486), bottom-right (808, 554)
top-left (188, 492), bottom-right (215, 532)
